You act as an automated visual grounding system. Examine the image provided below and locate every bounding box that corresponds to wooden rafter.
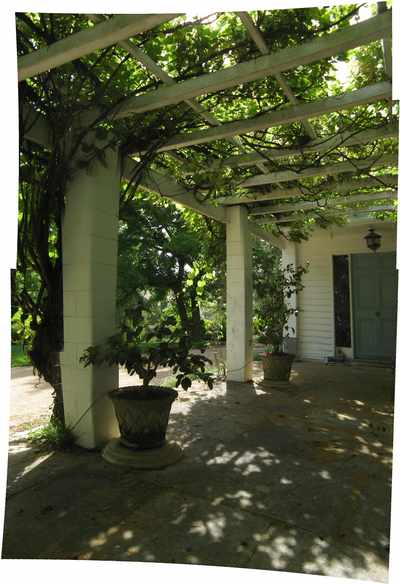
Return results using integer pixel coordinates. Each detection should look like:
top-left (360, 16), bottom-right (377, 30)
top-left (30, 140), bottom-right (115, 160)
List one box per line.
top-left (114, 10), bottom-right (392, 118)
top-left (377, 2), bottom-right (392, 79)
top-left (251, 190), bottom-right (396, 217)
top-left (18, 14), bottom-right (179, 81)
top-left (346, 207), bottom-right (396, 224)
top-left (263, 205), bottom-right (396, 225)
top-left (241, 153), bottom-right (397, 188)
top-left (20, 105), bottom-right (230, 226)
top-left (123, 158), bottom-right (227, 224)
top-left (130, 82), bottom-right (393, 154)
top-left (87, 15), bottom-right (279, 180)
top-left (16, 10), bottom-right (397, 242)
top-left (186, 122), bottom-right (398, 174)
top-left (87, 14), bottom-right (220, 129)
top-left (215, 175), bottom-right (398, 206)
top-left (237, 11), bottom-right (316, 139)
top-left (124, 161), bottom-right (286, 247)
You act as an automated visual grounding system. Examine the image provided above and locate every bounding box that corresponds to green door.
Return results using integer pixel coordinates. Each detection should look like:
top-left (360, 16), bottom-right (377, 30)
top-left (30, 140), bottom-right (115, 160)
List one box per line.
top-left (351, 252), bottom-right (398, 361)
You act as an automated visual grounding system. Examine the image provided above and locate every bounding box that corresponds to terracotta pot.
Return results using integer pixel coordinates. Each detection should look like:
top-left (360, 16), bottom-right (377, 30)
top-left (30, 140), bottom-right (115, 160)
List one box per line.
top-left (109, 386), bottom-right (178, 450)
top-left (262, 353), bottom-right (295, 381)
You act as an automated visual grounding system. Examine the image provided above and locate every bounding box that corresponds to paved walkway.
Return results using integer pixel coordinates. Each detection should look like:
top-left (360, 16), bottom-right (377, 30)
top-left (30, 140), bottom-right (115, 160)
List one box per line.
top-left (9, 366), bottom-right (53, 432)
top-left (3, 361), bottom-right (394, 580)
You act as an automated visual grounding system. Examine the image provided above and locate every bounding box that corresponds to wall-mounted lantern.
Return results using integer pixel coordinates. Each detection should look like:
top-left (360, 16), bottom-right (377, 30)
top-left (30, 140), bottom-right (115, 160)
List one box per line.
top-left (364, 228), bottom-right (382, 252)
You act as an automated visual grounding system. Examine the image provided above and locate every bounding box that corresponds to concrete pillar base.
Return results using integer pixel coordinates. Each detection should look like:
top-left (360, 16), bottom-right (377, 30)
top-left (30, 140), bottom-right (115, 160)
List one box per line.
top-left (102, 439), bottom-right (184, 469)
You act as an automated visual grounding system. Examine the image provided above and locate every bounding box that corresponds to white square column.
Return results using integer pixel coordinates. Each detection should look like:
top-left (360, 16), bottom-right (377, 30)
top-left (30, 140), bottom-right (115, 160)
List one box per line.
top-left (281, 241), bottom-right (298, 355)
top-left (226, 206), bottom-right (253, 382)
top-left (60, 148), bottom-right (120, 449)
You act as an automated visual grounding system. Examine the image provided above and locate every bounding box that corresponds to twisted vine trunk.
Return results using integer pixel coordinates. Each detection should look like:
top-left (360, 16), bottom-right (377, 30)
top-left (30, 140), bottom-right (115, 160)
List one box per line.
top-left (48, 351), bottom-right (64, 423)
top-left (28, 262), bottom-right (65, 424)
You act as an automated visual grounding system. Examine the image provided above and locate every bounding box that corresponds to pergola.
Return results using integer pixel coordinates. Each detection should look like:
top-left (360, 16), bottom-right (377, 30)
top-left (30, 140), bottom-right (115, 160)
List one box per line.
top-left (18, 7), bottom-right (398, 448)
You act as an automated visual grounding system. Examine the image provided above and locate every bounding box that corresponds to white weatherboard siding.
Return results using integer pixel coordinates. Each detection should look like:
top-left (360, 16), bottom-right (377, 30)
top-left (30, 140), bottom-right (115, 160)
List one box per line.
top-left (296, 223), bottom-right (397, 361)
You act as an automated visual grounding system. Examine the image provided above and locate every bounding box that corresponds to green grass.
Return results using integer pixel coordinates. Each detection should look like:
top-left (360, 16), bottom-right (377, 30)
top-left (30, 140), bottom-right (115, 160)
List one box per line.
top-left (28, 420), bottom-right (75, 451)
top-left (11, 343), bottom-right (31, 367)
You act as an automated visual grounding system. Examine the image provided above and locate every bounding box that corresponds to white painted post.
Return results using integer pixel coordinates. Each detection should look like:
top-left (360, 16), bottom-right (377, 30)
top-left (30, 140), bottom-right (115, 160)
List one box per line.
top-left (226, 206), bottom-right (253, 382)
top-left (281, 241), bottom-right (298, 355)
top-left (60, 148), bottom-right (120, 449)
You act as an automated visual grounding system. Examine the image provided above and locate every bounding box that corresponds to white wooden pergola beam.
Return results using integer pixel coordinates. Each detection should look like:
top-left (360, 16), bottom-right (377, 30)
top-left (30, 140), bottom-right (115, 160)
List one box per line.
top-left (115, 10), bottom-right (391, 118)
top-left (262, 213), bottom-right (315, 225)
top-left (87, 16), bottom-right (276, 181)
top-left (197, 122), bottom-right (398, 173)
top-left (350, 205), bottom-right (396, 213)
top-left (131, 82), bottom-right (392, 154)
top-left (237, 11), bottom-right (316, 139)
top-left (346, 207), bottom-right (396, 224)
top-left (257, 205), bottom-right (396, 225)
top-left (123, 158), bottom-right (227, 224)
top-left (278, 205), bottom-right (397, 224)
top-left (249, 222), bottom-right (286, 249)
top-left (377, 2), bottom-right (392, 79)
top-left (215, 174), bottom-right (398, 206)
top-left (87, 14), bottom-right (221, 129)
top-left (253, 190), bottom-right (396, 218)
top-left (20, 105), bottom-right (52, 148)
top-left (241, 152), bottom-right (397, 188)
top-left (18, 14), bottom-right (179, 81)
top-left (20, 107), bottom-right (231, 227)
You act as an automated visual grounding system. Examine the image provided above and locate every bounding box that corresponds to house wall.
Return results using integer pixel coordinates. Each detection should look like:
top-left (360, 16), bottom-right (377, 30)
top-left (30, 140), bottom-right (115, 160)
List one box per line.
top-left (295, 223), bottom-right (397, 361)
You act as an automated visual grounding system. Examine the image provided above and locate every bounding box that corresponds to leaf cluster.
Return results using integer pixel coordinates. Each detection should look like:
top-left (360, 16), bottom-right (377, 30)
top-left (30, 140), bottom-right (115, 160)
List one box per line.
top-left (80, 307), bottom-right (214, 390)
top-left (254, 259), bottom-right (308, 353)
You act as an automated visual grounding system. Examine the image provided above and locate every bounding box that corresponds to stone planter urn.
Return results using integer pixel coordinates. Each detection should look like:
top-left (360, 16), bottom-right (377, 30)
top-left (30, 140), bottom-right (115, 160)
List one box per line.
top-left (262, 353), bottom-right (295, 382)
top-left (109, 386), bottom-right (178, 450)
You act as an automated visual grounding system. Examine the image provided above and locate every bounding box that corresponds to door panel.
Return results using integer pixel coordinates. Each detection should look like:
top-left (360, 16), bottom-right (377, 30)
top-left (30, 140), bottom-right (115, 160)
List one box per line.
top-left (351, 252), bottom-right (397, 360)
top-left (381, 318), bottom-right (396, 356)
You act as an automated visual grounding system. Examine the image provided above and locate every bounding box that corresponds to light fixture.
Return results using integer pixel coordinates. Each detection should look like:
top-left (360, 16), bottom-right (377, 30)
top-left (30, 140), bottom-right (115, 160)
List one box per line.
top-left (364, 228), bottom-right (381, 252)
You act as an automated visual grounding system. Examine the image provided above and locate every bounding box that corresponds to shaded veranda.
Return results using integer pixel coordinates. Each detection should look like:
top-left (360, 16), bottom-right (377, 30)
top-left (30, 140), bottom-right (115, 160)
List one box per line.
top-left (7, 6), bottom-right (398, 580)
top-left (15, 7), bottom-right (398, 448)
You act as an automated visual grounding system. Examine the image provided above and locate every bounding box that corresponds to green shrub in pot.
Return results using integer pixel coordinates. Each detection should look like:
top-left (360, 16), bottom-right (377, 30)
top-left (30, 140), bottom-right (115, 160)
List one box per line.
top-left (80, 306), bottom-right (213, 449)
top-left (255, 262), bottom-right (308, 381)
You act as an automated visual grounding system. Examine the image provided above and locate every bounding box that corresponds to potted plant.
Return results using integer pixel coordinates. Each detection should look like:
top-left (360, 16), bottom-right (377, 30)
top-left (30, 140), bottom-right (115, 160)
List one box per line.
top-left (255, 262), bottom-right (307, 382)
top-left (80, 307), bottom-right (213, 450)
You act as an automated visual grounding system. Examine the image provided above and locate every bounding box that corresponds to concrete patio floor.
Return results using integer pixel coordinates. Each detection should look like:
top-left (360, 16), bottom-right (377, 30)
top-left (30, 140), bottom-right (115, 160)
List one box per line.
top-left (2, 361), bottom-right (395, 581)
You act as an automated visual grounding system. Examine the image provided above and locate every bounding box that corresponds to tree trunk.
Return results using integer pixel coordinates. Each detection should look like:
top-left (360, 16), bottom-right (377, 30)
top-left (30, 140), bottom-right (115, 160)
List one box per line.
top-left (190, 294), bottom-right (203, 342)
top-left (174, 290), bottom-right (191, 334)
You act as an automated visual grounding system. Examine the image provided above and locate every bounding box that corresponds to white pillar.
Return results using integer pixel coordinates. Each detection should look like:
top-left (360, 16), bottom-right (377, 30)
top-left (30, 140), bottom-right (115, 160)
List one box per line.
top-left (226, 206), bottom-right (253, 382)
top-left (60, 148), bottom-right (120, 449)
top-left (281, 241), bottom-right (298, 355)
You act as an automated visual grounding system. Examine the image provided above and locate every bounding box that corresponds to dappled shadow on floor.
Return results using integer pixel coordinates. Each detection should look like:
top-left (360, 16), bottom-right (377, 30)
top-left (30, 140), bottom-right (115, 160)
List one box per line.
top-left (2, 363), bottom-right (394, 581)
